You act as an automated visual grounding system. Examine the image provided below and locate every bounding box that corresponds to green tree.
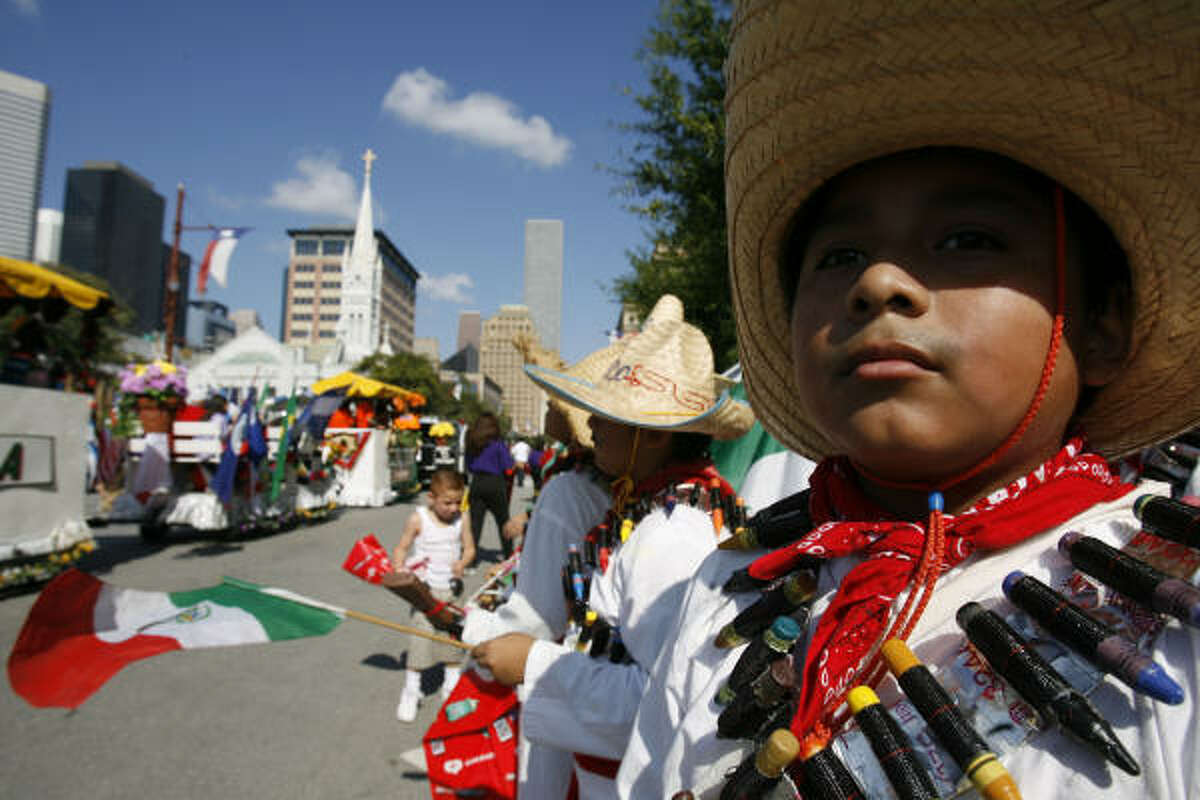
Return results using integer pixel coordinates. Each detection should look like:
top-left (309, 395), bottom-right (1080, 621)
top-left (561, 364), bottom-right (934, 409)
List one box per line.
top-left (354, 352), bottom-right (507, 426)
top-left (612, 0), bottom-right (735, 369)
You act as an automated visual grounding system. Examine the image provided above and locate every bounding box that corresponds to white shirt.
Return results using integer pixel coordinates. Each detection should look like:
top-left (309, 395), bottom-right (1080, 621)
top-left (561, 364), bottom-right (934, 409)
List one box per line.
top-left (462, 469), bottom-right (610, 800)
top-left (617, 480), bottom-right (1200, 799)
top-left (519, 504), bottom-right (720, 799)
top-left (511, 440), bottom-right (532, 464)
top-left (407, 506), bottom-right (463, 592)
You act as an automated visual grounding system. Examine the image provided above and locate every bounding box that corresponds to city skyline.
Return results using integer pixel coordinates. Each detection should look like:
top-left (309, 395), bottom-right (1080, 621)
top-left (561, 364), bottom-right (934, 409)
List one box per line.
top-left (2, 1), bottom-right (662, 364)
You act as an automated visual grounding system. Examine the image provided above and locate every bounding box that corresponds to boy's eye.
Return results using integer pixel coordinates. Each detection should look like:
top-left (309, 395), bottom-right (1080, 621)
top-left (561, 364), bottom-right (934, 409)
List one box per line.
top-left (814, 247), bottom-right (868, 271)
top-left (937, 230), bottom-right (1005, 251)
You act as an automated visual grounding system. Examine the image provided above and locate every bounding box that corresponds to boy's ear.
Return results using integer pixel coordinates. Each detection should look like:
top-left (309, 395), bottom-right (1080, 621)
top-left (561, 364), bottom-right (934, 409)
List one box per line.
top-left (1079, 282), bottom-right (1132, 388)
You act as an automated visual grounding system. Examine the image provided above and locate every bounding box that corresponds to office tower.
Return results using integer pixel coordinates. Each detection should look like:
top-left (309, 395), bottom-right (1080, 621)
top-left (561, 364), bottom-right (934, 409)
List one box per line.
top-left (186, 299), bottom-right (237, 351)
top-left (523, 219), bottom-right (563, 352)
top-left (60, 162), bottom-right (180, 335)
top-left (0, 70), bottom-right (50, 261)
top-left (282, 151), bottom-right (419, 360)
top-left (457, 310), bottom-right (481, 352)
top-left (34, 209), bottom-right (62, 264)
top-left (480, 304), bottom-right (544, 435)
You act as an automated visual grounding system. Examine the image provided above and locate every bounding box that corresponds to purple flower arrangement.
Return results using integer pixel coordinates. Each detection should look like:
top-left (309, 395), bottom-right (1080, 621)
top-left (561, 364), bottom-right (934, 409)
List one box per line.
top-left (118, 360), bottom-right (189, 405)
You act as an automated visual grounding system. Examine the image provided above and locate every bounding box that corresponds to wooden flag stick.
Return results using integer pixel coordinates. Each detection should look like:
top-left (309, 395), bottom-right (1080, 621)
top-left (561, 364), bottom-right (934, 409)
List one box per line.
top-left (342, 608), bottom-right (471, 651)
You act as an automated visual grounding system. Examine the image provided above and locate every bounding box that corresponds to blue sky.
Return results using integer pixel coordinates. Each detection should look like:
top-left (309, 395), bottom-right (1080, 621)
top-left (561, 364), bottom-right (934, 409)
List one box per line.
top-left (3, 0), bottom-right (664, 363)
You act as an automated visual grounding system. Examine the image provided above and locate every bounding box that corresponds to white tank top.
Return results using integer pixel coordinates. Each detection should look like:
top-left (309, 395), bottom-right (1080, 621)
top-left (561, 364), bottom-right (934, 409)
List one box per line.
top-left (406, 506), bottom-right (463, 591)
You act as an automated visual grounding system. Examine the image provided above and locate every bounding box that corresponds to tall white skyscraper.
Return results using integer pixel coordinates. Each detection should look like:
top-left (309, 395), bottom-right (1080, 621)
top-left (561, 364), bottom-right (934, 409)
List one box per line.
top-left (523, 219), bottom-right (563, 352)
top-left (0, 70), bottom-right (50, 261)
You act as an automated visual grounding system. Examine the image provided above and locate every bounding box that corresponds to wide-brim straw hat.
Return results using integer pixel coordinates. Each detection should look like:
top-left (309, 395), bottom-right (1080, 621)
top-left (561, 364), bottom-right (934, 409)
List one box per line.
top-left (726, 0), bottom-right (1200, 460)
top-left (524, 295), bottom-right (754, 440)
top-left (512, 334), bottom-right (594, 449)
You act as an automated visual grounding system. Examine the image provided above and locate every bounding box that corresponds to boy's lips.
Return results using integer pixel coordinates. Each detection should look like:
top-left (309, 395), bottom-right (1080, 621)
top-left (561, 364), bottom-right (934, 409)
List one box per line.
top-left (838, 341), bottom-right (939, 378)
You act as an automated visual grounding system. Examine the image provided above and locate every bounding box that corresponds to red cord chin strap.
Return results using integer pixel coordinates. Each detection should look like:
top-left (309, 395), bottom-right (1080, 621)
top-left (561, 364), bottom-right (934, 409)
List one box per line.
top-left (811, 185), bottom-right (1069, 742)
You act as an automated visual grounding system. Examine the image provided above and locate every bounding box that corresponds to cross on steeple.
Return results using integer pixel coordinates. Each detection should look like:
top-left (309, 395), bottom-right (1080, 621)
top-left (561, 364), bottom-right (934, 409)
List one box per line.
top-left (362, 148), bottom-right (377, 177)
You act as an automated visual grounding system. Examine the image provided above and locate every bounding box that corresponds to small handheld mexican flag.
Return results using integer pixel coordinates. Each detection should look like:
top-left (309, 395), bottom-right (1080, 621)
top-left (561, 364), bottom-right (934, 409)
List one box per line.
top-left (8, 569), bottom-right (342, 709)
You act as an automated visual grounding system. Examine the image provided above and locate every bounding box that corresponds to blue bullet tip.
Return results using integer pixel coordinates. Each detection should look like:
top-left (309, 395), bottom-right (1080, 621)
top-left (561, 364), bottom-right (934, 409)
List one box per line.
top-left (1002, 571), bottom-right (1026, 597)
top-left (1137, 663), bottom-right (1185, 706)
top-left (928, 492), bottom-right (944, 512)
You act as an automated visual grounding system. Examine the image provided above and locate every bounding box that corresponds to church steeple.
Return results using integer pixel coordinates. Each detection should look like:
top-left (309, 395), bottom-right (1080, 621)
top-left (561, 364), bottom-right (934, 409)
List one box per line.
top-left (336, 148), bottom-right (383, 364)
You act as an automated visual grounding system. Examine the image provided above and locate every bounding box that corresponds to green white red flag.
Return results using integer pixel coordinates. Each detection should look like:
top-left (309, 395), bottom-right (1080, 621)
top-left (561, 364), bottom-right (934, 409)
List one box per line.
top-left (7, 569), bottom-right (342, 709)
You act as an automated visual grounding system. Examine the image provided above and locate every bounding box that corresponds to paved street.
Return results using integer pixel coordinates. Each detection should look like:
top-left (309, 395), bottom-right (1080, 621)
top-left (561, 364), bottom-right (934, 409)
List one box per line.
top-left (0, 482), bottom-right (533, 800)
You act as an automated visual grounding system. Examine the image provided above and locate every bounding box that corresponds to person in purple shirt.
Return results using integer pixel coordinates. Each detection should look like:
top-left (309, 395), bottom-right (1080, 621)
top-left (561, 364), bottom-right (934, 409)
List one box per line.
top-left (465, 412), bottom-right (515, 566)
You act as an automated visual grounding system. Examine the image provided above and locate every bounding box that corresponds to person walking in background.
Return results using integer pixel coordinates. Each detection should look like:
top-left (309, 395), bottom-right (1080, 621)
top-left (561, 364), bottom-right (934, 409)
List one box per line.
top-left (510, 437), bottom-right (532, 487)
top-left (465, 412), bottom-right (515, 565)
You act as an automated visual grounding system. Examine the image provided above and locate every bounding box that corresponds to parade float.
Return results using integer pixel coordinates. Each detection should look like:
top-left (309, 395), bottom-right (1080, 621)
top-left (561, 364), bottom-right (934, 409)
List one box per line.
top-left (309, 370), bottom-right (425, 507)
top-left (0, 257), bottom-right (106, 594)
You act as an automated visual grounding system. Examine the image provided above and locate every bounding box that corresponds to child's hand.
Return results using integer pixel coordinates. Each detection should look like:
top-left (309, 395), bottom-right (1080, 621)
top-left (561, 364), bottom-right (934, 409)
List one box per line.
top-left (470, 633), bottom-right (534, 686)
top-left (452, 560), bottom-right (465, 578)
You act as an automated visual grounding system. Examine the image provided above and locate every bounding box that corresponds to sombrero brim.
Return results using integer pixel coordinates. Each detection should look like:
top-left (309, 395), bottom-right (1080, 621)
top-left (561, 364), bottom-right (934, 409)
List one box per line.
top-left (525, 362), bottom-right (754, 441)
top-left (727, 0), bottom-right (1200, 460)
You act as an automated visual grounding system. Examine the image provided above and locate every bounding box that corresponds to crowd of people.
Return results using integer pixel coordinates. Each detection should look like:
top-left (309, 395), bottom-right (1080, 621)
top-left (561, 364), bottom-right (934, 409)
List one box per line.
top-left (384, 2), bottom-right (1200, 798)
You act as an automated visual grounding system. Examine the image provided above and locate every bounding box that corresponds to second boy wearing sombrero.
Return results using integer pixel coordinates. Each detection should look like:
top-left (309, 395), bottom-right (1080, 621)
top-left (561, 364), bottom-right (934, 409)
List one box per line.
top-left (615, 2), bottom-right (1200, 798)
top-left (470, 294), bottom-right (753, 799)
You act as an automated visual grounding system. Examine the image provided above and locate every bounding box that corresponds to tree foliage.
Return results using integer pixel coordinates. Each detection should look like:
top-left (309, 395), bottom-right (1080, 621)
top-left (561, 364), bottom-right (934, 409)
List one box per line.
top-left (611, 0), bottom-right (735, 369)
top-left (354, 351), bottom-right (506, 428)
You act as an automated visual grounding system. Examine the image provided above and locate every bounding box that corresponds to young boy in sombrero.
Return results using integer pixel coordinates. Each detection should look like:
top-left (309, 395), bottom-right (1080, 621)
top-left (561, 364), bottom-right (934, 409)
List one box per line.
top-left (471, 294), bottom-right (753, 798)
top-left (615, 1), bottom-right (1200, 798)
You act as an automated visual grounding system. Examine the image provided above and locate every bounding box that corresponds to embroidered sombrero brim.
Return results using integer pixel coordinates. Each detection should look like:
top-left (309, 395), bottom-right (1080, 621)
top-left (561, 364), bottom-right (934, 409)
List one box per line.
top-left (727, 0), bottom-right (1200, 460)
top-left (525, 295), bottom-right (754, 441)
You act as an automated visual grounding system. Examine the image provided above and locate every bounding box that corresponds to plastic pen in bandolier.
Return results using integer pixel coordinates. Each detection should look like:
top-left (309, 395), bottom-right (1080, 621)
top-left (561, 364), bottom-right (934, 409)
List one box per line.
top-left (1003, 571), bottom-right (1183, 704)
top-left (718, 728), bottom-right (800, 800)
top-left (715, 570), bottom-right (818, 648)
top-left (880, 638), bottom-right (1021, 800)
top-left (797, 734), bottom-right (865, 800)
top-left (1133, 494), bottom-right (1200, 550)
top-left (719, 489), bottom-right (813, 551)
top-left (575, 610), bottom-right (598, 652)
top-left (663, 486), bottom-right (678, 518)
top-left (846, 685), bottom-right (939, 800)
top-left (567, 544), bottom-right (587, 623)
top-left (716, 614), bottom-right (804, 704)
top-left (956, 601), bottom-right (1140, 775)
top-left (708, 477), bottom-right (726, 534)
top-left (619, 517), bottom-right (634, 544)
top-left (1059, 532), bottom-right (1200, 628)
top-left (588, 616), bottom-right (611, 658)
top-left (716, 658), bottom-right (798, 739)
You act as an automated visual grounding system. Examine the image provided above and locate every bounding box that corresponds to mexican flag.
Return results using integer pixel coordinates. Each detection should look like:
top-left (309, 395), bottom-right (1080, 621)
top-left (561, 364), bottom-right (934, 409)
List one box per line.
top-left (8, 569), bottom-right (343, 709)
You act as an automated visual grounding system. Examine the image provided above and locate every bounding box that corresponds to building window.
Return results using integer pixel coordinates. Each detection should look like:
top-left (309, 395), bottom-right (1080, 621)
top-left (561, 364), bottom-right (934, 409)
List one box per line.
top-left (294, 280), bottom-right (315, 289)
top-left (321, 281), bottom-right (340, 289)
top-left (320, 297), bottom-right (339, 305)
top-left (292, 313), bottom-right (312, 321)
top-left (320, 313), bottom-right (338, 321)
top-left (318, 330), bottom-right (335, 338)
top-left (294, 239), bottom-right (318, 255)
top-left (289, 329), bottom-right (308, 338)
top-left (293, 296), bottom-right (312, 305)
top-left (322, 263), bottom-right (341, 273)
top-left (294, 263), bottom-right (315, 272)
top-left (322, 239), bottom-right (345, 255)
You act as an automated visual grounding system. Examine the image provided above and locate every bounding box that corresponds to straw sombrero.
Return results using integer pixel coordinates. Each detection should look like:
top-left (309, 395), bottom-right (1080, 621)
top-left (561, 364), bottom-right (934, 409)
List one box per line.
top-left (726, 0), bottom-right (1200, 461)
top-left (524, 295), bottom-right (754, 440)
top-left (512, 334), bottom-right (595, 449)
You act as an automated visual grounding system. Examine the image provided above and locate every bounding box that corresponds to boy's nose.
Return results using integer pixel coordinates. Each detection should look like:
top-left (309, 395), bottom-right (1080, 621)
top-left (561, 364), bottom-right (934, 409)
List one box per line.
top-left (845, 261), bottom-right (930, 322)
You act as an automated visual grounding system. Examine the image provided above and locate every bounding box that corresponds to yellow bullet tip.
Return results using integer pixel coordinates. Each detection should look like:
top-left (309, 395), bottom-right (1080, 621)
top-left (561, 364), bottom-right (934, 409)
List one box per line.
top-left (846, 685), bottom-right (880, 714)
top-left (880, 638), bottom-right (919, 676)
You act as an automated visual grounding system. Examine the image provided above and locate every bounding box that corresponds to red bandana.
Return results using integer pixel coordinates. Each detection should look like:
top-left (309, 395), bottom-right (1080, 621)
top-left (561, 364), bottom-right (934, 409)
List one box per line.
top-left (743, 438), bottom-right (1133, 739)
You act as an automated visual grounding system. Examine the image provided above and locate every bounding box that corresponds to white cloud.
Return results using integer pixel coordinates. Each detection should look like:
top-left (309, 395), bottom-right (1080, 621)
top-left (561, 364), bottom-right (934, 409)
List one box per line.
top-left (11, 0), bottom-right (39, 17)
top-left (419, 272), bottom-right (474, 303)
top-left (266, 154), bottom-right (358, 220)
top-left (382, 68), bottom-right (571, 168)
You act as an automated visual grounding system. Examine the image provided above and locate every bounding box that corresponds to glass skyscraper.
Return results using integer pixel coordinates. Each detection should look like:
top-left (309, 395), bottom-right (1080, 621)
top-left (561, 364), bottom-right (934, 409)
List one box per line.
top-left (523, 219), bottom-right (563, 352)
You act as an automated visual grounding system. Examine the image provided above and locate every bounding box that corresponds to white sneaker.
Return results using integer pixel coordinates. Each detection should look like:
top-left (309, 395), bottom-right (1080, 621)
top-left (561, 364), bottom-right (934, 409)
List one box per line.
top-left (441, 670), bottom-right (461, 702)
top-left (396, 690), bottom-right (420, 722)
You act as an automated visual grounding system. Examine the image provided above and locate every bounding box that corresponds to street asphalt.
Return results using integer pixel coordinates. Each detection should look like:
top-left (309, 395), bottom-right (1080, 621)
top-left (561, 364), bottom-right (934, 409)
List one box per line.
top-left (0, 481), bottom-right (535, 800)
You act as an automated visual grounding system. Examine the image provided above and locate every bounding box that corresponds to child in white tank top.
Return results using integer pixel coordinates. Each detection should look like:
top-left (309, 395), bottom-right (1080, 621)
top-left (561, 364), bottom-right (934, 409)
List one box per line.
top-left (391, 468), bottom-right (473, 722)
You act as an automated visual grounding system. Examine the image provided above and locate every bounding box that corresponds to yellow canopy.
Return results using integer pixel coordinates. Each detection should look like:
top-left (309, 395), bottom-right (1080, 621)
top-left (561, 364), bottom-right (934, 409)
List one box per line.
top-left (311, 371), bottom-right (426, 407)
top-left (0, 256), bottom-right (111, 311)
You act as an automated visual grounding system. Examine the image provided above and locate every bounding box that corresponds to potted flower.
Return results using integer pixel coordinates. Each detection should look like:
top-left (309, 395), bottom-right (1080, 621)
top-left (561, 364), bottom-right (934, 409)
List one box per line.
top-left (118, 360), bottom-right (188, 434)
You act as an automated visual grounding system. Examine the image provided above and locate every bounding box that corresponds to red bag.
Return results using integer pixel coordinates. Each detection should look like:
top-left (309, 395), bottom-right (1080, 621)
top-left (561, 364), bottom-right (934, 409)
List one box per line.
top-left (342, 534), bottom-right (393, 584)
top-left (423, 668), bottom-right (518, 799)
